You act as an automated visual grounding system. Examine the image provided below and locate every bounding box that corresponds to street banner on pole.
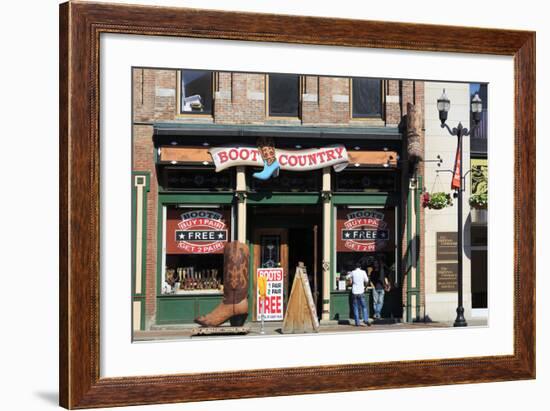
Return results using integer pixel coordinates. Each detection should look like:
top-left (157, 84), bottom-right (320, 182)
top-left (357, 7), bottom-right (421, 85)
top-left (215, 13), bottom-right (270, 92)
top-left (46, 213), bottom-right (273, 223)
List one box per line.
top-left (451, 143), bottom-right (461, 190)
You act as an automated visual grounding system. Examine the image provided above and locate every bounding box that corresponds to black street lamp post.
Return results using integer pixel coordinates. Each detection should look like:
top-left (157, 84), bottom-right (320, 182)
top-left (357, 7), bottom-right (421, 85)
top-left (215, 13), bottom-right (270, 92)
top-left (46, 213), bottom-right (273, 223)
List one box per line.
top-left (437, 89), bottom-right (482, 327)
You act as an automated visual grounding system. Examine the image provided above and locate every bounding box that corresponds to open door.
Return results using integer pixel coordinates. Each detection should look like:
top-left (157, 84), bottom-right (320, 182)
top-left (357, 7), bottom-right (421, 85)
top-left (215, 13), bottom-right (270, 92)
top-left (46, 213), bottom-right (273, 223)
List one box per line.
top-left (252, 228), bottom-right (288, 321)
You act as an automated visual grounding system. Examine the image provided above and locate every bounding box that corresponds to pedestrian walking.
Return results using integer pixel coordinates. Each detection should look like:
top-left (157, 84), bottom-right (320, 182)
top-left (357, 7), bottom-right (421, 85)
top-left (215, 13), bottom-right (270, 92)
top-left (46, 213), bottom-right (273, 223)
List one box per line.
top-left (346, 262), bottom-right (372, 327)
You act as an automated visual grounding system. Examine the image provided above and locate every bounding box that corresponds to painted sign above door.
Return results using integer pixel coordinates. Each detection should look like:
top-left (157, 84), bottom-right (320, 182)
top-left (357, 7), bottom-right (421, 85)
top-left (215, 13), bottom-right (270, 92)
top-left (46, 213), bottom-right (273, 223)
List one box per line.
top-left (209, 145), bottom-right (349, 173)
top-left (166, 208), bottom-right (230, 254)
top-left (336, 209), bottom-right (395, 252)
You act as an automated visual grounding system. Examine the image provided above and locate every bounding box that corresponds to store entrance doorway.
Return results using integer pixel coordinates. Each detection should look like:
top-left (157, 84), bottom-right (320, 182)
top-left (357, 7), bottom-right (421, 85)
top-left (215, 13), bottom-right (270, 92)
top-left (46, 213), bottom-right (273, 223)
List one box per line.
top-left (250, 205), bottom-right (322, 321)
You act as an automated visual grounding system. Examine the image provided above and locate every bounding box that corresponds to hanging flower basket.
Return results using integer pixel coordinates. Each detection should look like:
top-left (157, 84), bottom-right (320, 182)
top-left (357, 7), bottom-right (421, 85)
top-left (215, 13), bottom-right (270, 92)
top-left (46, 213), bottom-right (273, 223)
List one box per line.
top-left (469, 192), bottom-right (488, 209)
top-left (470, 192), bottom-right (488, 224)
top-left (421, 192), bottom-right (453, 210)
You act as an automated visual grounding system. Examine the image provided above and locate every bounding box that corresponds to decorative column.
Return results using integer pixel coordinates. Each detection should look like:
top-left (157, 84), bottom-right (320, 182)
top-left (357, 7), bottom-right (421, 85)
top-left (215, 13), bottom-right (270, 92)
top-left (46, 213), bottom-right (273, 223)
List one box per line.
top-left (132, 172), bottom-right (149, 332)
top-left (236, 166), bottom-right (247, 242)
top-left (321, 167), bottom-right (332, 322)
top-left (408, 178), bottom-right (419, 322)
top-left (406, 102), bottom-right (423, 322)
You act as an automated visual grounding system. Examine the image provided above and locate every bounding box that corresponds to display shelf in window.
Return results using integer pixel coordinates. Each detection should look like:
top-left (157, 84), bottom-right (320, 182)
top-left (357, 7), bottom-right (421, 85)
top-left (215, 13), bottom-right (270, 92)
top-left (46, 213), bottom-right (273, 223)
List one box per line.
top-left (163, 255), bottom-right (224, 295)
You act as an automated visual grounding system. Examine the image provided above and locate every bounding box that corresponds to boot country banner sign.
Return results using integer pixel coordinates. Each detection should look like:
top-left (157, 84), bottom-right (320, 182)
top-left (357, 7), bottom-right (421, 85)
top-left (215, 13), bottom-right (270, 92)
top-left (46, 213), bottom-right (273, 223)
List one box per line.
top-left (166, 208), bottom-right (231, 254)
top-left (336, 209), bottom-right (395, 252)
top-left (208, 144), bottom-right (349, 173)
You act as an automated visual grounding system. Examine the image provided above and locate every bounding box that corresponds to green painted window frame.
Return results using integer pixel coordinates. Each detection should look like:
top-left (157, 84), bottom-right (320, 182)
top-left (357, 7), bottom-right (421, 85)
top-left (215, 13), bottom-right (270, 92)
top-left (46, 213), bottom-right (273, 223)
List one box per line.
top-left (330, 192), bottom-right (400, 293)
top-left (155, 193), bottom-right (236, 299)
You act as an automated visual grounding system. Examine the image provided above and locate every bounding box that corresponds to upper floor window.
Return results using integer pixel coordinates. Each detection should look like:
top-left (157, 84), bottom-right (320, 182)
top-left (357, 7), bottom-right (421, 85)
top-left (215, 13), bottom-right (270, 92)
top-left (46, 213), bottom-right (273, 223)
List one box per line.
top-left (268, 74), bottom-right (300, 118)
top-left (180, 69), bottom-right (213, 115)
top-left (351, 78), bottom-right (383, 118)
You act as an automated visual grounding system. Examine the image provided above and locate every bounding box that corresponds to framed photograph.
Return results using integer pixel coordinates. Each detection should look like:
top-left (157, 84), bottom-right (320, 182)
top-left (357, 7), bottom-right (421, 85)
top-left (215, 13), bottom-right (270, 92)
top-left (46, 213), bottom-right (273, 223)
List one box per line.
top-left (59, 1), bottom-right (535, 408)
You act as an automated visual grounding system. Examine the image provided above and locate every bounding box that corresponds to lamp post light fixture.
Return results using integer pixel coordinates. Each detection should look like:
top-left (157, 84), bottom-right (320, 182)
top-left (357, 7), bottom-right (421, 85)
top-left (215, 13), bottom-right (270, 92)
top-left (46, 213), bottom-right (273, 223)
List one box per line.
top-left (436, 89), bottom-right (482, 328)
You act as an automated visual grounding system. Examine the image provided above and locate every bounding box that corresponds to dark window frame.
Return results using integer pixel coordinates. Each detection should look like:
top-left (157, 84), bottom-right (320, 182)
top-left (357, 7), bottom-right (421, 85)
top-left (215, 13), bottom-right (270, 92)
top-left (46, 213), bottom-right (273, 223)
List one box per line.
top-left (178, 69), bottom-right (215, 116)
top-left (267, 73), bottom-right (302, 118)
top-left (351, 78), bottom-right (384, 119)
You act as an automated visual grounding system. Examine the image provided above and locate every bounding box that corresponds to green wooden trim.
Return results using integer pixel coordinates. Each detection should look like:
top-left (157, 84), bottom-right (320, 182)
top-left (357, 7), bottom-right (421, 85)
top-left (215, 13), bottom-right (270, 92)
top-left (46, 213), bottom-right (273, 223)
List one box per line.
top-left (330, 200), bottom-right (335, 292)
top-left (133, 296), bottom-right (146, 330)
top-left (248, 240), bottom-right (254, 319)
top-left (404, 176), bottom-right (422, 322)
top-left (247, 192), bottom-right (320, 205)
top-left (132, 172), bottom-right (149, 299)
top-left (414, 175), bottom-right (423, 319)
top-left (156, 196), bottom-right (164, 301)
top-left (158, 193), bottom-right (235, 205)
top-left (406, 185), bottom-right (412, 322)
top-left (396, 199), bottom-right (402, 290)
top-left (156, 294), bottom-right (224, 324)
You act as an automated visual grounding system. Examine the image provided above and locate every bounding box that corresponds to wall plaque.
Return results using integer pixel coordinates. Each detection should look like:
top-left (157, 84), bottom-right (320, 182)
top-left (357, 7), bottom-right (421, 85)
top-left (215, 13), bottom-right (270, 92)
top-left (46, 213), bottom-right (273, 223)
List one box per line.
top-left (436, 262), bottom-right (458, 292)
top-left (436, 232), bottom-right (458, 261)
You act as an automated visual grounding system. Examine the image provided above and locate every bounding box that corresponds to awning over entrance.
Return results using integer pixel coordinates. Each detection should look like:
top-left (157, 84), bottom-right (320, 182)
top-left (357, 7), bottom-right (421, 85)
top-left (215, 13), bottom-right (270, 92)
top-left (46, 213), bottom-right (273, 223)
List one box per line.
top-left (153, 122), bottom-right (401, 142)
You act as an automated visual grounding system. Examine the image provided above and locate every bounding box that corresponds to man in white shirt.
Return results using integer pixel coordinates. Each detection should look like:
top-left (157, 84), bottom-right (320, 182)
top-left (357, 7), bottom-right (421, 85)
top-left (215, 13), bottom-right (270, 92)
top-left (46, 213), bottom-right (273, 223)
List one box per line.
top-left (345, 262), bottom-right (372, 327)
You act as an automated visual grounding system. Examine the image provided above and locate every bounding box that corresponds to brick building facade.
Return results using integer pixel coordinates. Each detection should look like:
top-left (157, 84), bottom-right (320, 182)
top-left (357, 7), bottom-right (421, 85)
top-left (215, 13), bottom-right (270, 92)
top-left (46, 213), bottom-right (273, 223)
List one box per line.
top-left (131, 67), bottom-right (425, 331)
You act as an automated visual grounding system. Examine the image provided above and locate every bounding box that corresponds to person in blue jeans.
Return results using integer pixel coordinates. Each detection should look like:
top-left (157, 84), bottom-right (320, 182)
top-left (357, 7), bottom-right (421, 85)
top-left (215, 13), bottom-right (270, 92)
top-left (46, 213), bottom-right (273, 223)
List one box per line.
top-left (369, 259), bottom-right (390, 319)
top-left (345, 262), bottom-right (372, 327)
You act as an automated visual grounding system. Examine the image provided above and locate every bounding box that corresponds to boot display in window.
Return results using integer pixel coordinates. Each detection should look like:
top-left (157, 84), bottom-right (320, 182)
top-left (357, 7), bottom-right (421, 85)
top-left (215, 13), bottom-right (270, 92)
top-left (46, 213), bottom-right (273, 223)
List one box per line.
top-left (253, 137), bottom-right (280, 180)
top-left (194, 241), bottom-right (249, 327)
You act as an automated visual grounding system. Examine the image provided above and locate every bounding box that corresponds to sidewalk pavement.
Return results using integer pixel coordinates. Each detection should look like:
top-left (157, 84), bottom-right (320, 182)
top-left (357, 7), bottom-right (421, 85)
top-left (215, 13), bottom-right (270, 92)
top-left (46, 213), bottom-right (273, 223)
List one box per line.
top-left (133, 318), bottom-right (488, 342)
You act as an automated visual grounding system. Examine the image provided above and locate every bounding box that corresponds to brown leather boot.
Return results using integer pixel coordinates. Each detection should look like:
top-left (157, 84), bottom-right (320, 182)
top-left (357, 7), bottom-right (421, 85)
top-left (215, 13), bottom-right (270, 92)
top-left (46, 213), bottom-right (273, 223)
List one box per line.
top-left (194, 242), bottom-right (249, 327)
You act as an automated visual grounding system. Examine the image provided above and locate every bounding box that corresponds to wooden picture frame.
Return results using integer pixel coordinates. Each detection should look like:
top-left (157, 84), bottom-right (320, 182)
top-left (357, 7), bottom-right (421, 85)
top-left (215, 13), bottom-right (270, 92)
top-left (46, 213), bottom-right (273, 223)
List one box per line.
top-left (59, 2), bottom-right (535, 408)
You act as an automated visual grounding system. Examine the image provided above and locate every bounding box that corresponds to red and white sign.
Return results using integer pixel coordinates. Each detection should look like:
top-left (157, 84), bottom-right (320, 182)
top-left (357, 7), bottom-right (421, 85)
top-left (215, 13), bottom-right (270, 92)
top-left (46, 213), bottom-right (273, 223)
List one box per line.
top-left (336, 209), bottom-right (395, 252)
top-left (209, 145), bottom-right (349, 173)
top-left (451, 143), bottom-right (461, 190)
top-left (256, 268), bottom-right (284, 321)
top-left (166, 209), bottom-right (230, 254)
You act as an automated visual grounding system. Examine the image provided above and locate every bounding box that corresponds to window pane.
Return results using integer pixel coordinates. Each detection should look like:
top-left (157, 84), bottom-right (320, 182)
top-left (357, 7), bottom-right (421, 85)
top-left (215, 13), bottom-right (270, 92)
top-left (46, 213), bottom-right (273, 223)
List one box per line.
top-left (269, 74), bottom-right (300, 117)
top-left (163, 206), bottom-right (230, 294)
top-left (181, 70), bottom-right (213, 114)
top-left (352, 78), bottom-right (382, 117)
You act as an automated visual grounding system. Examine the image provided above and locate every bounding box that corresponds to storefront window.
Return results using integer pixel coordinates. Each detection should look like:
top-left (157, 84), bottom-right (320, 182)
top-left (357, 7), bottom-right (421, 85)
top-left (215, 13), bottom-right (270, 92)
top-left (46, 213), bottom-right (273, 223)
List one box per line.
top-left (180, 69), bottom-right (213, 115)
top-left (334, 207), bottom-right (396, 291)
top-left (162, 206), bottom-right (231, 294)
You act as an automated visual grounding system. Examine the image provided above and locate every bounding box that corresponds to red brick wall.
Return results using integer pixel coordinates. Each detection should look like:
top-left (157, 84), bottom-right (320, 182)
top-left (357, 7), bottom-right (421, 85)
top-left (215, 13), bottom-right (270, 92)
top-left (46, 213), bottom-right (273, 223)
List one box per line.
top-left (386, 80), bottom-right (401, 126)
top-left (133, 69), bottom-right (176, 122)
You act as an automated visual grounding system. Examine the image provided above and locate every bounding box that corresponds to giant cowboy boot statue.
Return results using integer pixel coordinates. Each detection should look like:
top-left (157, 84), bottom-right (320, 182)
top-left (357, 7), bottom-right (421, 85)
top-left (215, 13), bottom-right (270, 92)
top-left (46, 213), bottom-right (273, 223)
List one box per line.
top-left (194, 241), bottom-right (250, 327)
top-left (253, 137), bottom-right (280, 180)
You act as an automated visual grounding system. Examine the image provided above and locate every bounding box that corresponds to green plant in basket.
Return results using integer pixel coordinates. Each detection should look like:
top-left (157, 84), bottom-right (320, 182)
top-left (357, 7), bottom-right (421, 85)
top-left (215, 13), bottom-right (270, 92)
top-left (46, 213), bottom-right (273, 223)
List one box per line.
top-left (469, 192), bottom-right (487, 209)
top-left (421, 191), bottom-right (453, 210)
